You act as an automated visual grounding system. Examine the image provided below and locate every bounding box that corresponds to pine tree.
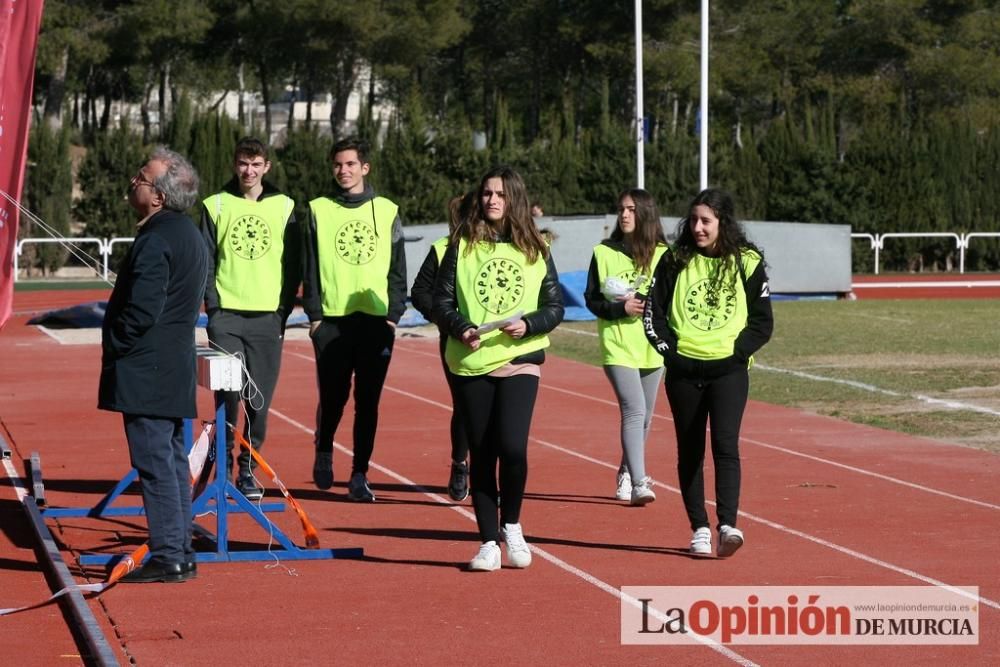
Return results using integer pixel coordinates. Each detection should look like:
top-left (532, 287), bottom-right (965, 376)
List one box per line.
top-left (24, 124), bottom-right (74, 275)
top-left (75, 121), bottom-right (147, 272)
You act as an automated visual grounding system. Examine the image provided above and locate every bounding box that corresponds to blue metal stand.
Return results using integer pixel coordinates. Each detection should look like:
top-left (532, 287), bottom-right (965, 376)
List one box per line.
top-left (184, 396), bottom-right (362, 562)
top-left (69, 397), bottom-right (361, 566)
top-left (43, 418), bottom-right (283, 520)
top-left (43, 421), bottom-right (182, 519)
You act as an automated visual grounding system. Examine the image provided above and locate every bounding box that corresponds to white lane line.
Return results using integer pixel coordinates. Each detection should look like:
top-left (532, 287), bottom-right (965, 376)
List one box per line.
top-left (34, 326), bottom-right (64, 343)
top-left (292, 344), bottom-right (999, 607)
top-left (852, 281), bottom-right (1000, 289)
top-left (372, 369), bottom-right (999, 612)
top-left (740, 437), bottom-right (1000, 512)
top-left (553, 326), bottom-right (599, 337)
top-left (267, 401), bottom-right (756, 666)
top-left (534, 438), bottom-right (996, 612)
top-left (395, 344), bottom-right (996, 511)
top-left (540, 381), bottom-right (630, 411)
top-left (838, 311), bottom-right (913, 324)
top-left (755, 363), bottom-right (1000, 418)
top-left (1, 459), bottom-right (30, 502)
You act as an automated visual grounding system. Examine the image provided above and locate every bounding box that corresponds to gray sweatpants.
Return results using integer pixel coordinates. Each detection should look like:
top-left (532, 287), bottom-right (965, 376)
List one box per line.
top-left (207, 310), bottom-right (284, 474)
top-left (603, 365), bottom-right (664, 481)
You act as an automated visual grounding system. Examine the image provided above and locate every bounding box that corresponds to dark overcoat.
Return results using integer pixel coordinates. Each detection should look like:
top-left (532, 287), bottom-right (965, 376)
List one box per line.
top-left (98, 208), bottom-right (208, 418)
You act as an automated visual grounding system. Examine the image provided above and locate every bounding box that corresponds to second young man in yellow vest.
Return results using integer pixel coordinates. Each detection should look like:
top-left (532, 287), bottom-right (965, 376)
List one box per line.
top-left (302, 137), bottom-right (407, 501)
top-left (200, 137), bottom-right (300, 500)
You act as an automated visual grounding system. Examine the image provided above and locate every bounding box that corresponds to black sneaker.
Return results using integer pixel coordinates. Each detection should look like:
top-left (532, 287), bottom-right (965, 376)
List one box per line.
top-left (447, 461), bottom-right (469, 502)
top-left (313, 451), bottom-right (333, 490)
top-left (237, 474), bottom-right (264, 501)
top-left (347, 472), bottom-right (375, 502)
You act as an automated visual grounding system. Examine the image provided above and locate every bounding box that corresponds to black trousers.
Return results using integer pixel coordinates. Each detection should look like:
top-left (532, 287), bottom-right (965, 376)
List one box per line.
top-left (438, 335), bottom-right (470, 464)
top-left (207, 310), bottom-right (284, 474)
top-left (452, 373), bottom-right (538, 544)
top-left (123, 414), bottom-right (193, 564)
top-left (311, 313), bottom-right (395, 474)
top-left (664, 368), bottom-right (749, 530)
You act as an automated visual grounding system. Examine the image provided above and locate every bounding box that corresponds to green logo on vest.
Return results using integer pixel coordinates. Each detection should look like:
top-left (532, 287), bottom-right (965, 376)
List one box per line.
top-left (684, 279), bottom-right (737, 331)
top-left (617, 268), bottom-right (639, 286)
top-left (336, 219), bottom-right (378, 265)
top-left (476, 257), bottom-right (525, 314)
top-left (228, 214), bottom-right (272, 260)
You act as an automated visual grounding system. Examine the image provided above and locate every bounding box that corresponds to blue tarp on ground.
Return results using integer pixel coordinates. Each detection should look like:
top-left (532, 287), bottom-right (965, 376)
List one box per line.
top-left (27, 302), bottom-right (108, 328)
top-left (559, 270), bottom-right (596, 322)
top-left (27, 272), bottom-right (598, 330)
top-left (28, 302), bottom-right (310, 329)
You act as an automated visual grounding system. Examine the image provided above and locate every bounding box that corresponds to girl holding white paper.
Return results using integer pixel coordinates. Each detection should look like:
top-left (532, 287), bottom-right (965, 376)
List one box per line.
top-left (433, 166), bottom-right (564, 572)
top-left (584, 189), bottom-right (669, 505)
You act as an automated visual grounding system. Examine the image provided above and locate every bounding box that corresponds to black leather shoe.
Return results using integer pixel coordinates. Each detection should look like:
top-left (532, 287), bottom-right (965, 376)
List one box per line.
top-left (181, 560), bottom-right (197, 576)
top-left (120, 558), bottom-right (193, 583)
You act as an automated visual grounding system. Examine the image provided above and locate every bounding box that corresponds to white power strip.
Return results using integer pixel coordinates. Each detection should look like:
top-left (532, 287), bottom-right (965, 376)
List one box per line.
top-left (196, 347), bottom-right (243, 391)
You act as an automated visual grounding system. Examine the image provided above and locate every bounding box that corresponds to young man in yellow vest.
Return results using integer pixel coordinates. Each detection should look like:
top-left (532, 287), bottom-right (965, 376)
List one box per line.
top-left (200, 137), bottom-right (299, 500)
top-left (302, 137), bottom-right (407, 501)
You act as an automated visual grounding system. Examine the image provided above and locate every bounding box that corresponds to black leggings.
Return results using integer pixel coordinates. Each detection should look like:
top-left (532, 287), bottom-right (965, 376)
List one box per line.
top-left (312, 314), bottom-right (395, 474)
top-left (664, 368), bottom-right (748, 530)
top-left (439, 335), bottom-right (470, 464)
top-left (452, 373), bottom-right (539, 544)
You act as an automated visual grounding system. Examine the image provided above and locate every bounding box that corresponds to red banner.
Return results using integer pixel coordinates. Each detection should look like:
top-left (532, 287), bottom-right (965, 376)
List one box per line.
top-left (0, 0), bottom-right (45, 328)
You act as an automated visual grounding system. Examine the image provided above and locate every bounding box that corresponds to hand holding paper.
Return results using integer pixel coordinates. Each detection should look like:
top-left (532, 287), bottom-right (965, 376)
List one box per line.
top-left (460, 327), bottom-right (481, 350)
top-left (501, 318), bottom-right (527, 339)
top-left (476, 310), bottom-right (524, 335)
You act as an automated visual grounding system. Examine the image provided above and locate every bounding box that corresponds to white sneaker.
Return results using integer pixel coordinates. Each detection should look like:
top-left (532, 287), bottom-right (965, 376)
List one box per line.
top-left (718, 525), bottom-right (744, 558)
top-left (615, 470), bottom-right (632, 501)
top-left (630, 476), bottom-right (656, 506)
top-left (500, 523), bottom-right (532, 568)
top-left (690, 527), bottom-right (712, 555)
top-left (468, 541), bottom-right (501, 571)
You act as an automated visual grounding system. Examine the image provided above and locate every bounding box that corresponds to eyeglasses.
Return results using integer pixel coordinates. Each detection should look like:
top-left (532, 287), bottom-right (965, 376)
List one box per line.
top-left (131, 170), bottom-right (157, 190)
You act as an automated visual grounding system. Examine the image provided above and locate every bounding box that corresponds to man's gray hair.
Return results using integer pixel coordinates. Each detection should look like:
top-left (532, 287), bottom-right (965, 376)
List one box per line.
top-left (150, 146), bottom-right (200, 211)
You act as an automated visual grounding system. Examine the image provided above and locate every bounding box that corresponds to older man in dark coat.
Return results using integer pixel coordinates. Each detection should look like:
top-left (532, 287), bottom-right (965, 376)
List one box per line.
top-left (99, 147), bottom-right (207, 583)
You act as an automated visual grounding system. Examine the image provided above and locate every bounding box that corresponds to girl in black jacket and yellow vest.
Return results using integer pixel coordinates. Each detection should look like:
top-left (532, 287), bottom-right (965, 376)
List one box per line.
top-left (433, 166), bottom-right (564, 571)
top-left (644, 188), bottom-right (773, 558)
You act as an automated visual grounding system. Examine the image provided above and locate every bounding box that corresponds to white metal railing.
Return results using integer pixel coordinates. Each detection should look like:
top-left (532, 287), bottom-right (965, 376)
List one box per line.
top-left (850, 232), bottom-right (1000, 274)
top-left (14, 236), bottom-right (136, 282)
top-left (851, 233), bottom-right (879, 273)
top-left (15, 237), bottom-right (106, 281)
top-left (103, 237), bottom-right (136, 281)
top-left (962, 233), bottom-right (1000, 274)
top-left (15, 233), bottom-right (1000, 280)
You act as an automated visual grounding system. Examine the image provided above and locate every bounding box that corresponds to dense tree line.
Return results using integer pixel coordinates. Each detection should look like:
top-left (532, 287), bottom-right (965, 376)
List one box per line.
top-left (24, 0), bottom-right (1000, 273)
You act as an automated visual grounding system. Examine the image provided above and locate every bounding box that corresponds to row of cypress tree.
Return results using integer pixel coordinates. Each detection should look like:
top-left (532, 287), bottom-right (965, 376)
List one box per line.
top-left (22, 96), bottom-right (1000, 275)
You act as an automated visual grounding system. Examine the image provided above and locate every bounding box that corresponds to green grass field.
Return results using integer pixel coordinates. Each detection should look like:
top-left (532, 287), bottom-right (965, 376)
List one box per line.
top-left (15, 280), bottom-right (110, 291)
top-left (550, 299), bottom-right (1000, 453)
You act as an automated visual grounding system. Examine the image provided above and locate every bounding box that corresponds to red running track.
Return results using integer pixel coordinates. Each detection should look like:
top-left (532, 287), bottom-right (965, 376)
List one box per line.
top-left (0, 289), bottom-right (997, 665)
top-left (852, 273), bottom-right (1000, 299)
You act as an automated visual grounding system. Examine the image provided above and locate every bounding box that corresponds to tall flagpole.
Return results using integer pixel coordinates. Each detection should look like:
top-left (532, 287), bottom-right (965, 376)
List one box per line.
top-left (635, 0), bottom-right (645, 188)
top-left (699, 0), bottom-right (709, 190)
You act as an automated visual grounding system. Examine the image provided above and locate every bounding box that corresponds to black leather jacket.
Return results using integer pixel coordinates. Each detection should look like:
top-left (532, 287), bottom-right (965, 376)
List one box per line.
top-left (432, 240), bottom-right (564, 366)
top-left (643, 248), bottom-right (773, 380)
